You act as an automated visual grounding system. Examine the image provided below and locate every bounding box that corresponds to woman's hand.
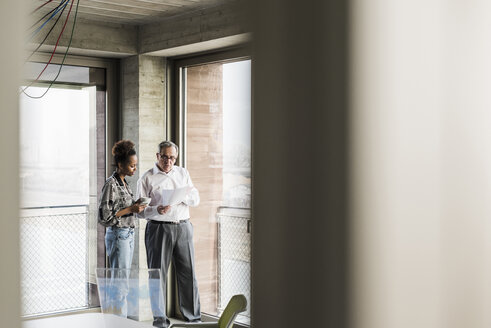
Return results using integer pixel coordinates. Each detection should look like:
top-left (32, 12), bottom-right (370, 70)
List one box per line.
top-left (116, 203), bottom-right (147, 217)
top-left (130, 203), bottom-right (147, 213)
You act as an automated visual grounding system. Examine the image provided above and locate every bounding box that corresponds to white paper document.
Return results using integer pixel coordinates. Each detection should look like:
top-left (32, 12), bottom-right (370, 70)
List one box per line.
top-left (161, 186), bottom-right (192, 206)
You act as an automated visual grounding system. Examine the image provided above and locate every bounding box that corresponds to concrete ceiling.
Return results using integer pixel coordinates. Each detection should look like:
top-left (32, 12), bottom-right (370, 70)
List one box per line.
top-left (31, 0), bottom-right (230, 25)
top-left (28, 0), bottom-right (250, 58)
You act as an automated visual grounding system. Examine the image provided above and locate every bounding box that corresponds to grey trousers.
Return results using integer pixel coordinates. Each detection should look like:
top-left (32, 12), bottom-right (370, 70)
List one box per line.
top-left (145, 220), bottom-right (201, 322)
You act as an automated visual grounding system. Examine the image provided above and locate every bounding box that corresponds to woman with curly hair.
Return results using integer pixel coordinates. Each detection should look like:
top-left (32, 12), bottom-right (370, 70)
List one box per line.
top-left (98, 139), bottom-right (147, 269)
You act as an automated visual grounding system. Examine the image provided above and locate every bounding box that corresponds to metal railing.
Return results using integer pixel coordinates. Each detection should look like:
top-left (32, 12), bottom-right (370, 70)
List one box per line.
top-left (20, 205), bottom-right (91, 317)
top-left (217, 207), bottom-right (251, 325)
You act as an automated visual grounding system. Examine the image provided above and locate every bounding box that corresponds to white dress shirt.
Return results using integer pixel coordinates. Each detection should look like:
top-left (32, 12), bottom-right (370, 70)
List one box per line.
top-left (136, 164), bottom-right (200, 222)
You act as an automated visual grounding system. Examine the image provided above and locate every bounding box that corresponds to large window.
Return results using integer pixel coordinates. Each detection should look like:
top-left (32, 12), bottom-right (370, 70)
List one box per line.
top-left (19, 62), bottom-right (110, 317)
top-left (173, 51), bottom-right (251, 325)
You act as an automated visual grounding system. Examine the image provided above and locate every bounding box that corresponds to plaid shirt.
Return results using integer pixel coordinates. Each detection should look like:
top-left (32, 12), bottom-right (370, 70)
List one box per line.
top-left (98, 171), bottom-right (136, 228)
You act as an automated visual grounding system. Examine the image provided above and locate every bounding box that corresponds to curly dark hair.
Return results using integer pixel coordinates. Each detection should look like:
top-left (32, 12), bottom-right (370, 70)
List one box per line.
top-left (112, 139), bottom-right (136, 166)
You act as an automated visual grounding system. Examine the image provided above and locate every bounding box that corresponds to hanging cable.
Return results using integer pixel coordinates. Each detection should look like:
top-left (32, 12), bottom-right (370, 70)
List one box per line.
top-left (27, 0), bottom-right (74, 83)
top-left (26, 0), bottom-right (68, 62)
top-left (32, 0), bottom-right (55, 14)
top-left (28, 0), bottom-right (70, 41)
top-left (21, 0), bottom-right (80, 99)
top-left (29, 0), bottom-right (68, 31)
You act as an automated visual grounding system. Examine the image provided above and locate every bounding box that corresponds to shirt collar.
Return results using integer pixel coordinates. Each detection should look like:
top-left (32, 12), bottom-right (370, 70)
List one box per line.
top-left (112, 171), bottom-right (126, 186)
top-left (153, 162), bottom-right (174, 175)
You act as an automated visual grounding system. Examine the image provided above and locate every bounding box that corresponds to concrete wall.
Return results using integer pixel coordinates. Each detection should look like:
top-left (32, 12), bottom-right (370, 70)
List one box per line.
top-left (139, 0), bottom-right (250, 56)
top-left (30, 1), bottom-right (249, 59)
top-left (137, 56), bottom-right (167, 172)
top-left (28, 18), bottom-right (138, 58)
top-left (121, 55), bottom-right (166, 190)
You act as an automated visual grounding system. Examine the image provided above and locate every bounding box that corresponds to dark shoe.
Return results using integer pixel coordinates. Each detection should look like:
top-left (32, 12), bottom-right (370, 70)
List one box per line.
top-left (153, 317), bottom-right (170, 328)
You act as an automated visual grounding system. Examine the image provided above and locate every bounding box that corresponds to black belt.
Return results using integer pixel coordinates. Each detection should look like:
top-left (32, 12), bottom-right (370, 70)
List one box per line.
top-left (108, 226), bottom-right (135, 230)
top-left (150, 219), bottom-right (189, 225)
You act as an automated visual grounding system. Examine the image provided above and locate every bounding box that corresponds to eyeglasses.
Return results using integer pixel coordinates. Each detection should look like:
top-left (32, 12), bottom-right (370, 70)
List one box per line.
top-left (159, 154), bottom-right (177, 162)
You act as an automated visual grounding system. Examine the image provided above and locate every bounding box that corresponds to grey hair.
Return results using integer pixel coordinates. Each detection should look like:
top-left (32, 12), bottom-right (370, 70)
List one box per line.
top-left (158, 140), bottom-right (179, 154)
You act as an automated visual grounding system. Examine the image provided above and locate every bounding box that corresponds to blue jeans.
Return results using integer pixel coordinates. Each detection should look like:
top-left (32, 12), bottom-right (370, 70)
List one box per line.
top-left (104, 227), bottom-right (134, 317)
top-left (105, 226), bottom-right (134, 269)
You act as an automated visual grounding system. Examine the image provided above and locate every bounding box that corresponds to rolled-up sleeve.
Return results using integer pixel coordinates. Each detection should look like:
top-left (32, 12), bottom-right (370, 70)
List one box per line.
top-left (136, 175), bottom-right (159, 219)
top-left (183, 169), bottom-right (200, 207)
top-left (98, 181), bottom-right (118, 227)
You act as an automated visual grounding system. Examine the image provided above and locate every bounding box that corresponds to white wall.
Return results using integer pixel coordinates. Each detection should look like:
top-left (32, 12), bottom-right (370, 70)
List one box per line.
top-left (351, 1), bottom-right (491, 327)
top-left (0, 0), bottom-right (22, 327)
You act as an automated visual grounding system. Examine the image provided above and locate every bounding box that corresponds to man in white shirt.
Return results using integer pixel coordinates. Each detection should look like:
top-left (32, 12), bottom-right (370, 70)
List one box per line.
top-left (137, 141), bottom-right (201, 328)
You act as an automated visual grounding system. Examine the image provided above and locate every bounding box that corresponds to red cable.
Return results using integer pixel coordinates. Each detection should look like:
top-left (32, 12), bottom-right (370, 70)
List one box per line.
top-left (34, 0), bottom-right (55, 12)
top-left (34, 0), bottom-right (74, 82)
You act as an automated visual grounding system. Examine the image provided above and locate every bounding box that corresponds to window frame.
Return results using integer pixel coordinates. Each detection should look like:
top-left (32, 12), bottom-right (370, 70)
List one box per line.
top-left (21, 53), bottom-right (120, 316)
top-left (167, 46), bottom-right (252, 327)
top-left (168, 47), bottom-right (252, 167)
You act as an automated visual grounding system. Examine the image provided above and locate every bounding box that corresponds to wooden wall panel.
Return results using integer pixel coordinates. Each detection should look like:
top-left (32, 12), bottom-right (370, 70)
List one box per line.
top-left (186, 63), bottom-right (223, 315)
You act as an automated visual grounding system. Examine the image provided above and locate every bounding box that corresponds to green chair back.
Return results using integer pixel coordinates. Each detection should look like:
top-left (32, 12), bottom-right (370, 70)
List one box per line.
top-left (217, 294), bottom-right (247, 328)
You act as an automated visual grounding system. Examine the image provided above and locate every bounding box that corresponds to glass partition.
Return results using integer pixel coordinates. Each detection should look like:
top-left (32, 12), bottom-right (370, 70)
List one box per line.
top-left (95, 268), bottom-right (165, 322)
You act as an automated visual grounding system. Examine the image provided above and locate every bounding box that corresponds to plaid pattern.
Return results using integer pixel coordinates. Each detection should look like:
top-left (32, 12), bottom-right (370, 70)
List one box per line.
top-left (98, 171), bottom-right (136, 228)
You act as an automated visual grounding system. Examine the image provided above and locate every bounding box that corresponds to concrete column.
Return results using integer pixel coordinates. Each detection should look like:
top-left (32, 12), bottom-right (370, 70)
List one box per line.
top-left (251, 0), bottom-right (349, 327)
top-left (121, 55), bottom-right (166, 270)
top-left (122, 55), bottom-right (167, 179)
top-left (0, 0), bottom-right (22, 327)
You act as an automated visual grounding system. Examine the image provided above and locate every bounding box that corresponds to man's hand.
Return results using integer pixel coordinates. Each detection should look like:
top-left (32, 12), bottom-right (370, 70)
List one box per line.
top-left (157, 205), bottom-right (171, 215)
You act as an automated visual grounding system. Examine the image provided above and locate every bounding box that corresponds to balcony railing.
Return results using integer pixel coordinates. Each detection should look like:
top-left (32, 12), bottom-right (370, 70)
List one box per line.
top-left (20, 205), bottom-right (91, 317)
top-left (217, 206), bottom-right (251, 325)
top-left (20, 204), bottom-right (253, 322)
